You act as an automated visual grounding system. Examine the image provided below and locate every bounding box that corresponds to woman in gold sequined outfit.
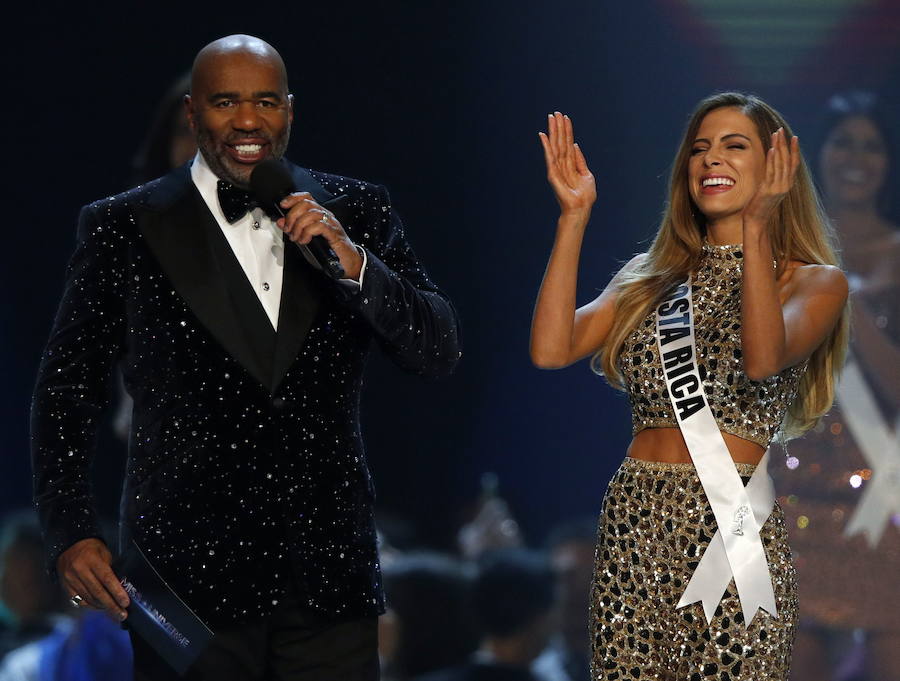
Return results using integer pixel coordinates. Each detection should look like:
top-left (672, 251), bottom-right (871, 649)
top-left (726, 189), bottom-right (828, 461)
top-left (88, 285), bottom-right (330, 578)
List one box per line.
top-left (530, 93), bottom-right (850, 680)
top-left (770, 92), bottom-right (900, 680)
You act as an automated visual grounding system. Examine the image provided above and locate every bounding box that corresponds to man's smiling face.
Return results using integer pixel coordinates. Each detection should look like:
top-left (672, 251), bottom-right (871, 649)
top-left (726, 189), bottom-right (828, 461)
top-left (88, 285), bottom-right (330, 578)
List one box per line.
top-left (186, 47), bottom-right (293, 188)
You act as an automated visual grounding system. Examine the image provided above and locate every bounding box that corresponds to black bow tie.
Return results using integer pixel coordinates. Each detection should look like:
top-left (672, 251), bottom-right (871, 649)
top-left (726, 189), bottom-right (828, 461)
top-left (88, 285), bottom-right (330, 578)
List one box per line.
top-left (217, 180), bottom-right (259, 224)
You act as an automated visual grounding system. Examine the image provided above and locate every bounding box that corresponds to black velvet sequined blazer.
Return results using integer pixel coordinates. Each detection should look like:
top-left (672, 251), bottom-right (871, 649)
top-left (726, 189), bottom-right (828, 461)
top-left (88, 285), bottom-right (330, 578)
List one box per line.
top-left (31, 162), bottom-right (460, 626)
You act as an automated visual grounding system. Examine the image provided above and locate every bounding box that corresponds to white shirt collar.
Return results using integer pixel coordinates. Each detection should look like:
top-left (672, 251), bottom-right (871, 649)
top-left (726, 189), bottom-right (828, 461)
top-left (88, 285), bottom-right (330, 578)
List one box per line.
top-left (190, 151), bottom-right (236, 226)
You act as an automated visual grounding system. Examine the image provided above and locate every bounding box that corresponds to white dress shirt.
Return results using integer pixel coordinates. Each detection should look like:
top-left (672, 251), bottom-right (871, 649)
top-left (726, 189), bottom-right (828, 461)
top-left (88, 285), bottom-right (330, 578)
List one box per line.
top-left (190, 153), bottom-right (365, 330)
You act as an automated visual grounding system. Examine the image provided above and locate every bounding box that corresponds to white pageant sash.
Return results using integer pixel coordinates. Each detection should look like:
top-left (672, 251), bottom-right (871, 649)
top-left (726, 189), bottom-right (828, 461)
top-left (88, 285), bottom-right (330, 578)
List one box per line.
top-left (655, 279), bottom-right (777, 627)
top-left (839, 358), bottom-right (900, 547)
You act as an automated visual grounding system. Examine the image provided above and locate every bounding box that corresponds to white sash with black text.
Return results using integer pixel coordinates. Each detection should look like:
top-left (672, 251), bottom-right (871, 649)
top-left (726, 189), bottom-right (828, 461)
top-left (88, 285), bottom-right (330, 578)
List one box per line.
top-left (655, 278), bottom-right (777, 627)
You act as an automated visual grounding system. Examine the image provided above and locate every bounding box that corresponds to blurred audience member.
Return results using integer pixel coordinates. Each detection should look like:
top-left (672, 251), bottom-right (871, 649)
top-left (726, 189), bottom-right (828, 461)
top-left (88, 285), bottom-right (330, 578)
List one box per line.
top-left (458, 474), bottom-right (522, 560)
top-left (0, 512), bottom-right (66, 659)
top-left (415, 549), bottom-right (556, 681)
top-left (0, 610), bottom-right (131, 681)
top-left (376, 512), bottom-right (422, 569)
top-left (0, 512), bottom-right (130, 680)
top-left (532, 519), bottom-right (595, 681)
top-left (381, 553), bottom-right (478, 681)
top-left (772, 91), bottom-right (900, 680)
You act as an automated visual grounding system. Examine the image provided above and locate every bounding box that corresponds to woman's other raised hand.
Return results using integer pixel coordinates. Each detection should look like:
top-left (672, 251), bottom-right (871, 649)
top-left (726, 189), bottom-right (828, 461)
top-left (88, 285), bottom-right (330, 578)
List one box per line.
top-left (742, 128), bottom-right (800, 229)
top-left (539, 112), bottom-right (596, 221)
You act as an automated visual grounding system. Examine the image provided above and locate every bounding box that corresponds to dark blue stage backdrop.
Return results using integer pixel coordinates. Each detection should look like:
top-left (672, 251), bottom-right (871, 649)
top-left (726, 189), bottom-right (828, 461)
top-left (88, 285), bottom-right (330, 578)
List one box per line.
top-left (3, 0), bottom-right (899, 549)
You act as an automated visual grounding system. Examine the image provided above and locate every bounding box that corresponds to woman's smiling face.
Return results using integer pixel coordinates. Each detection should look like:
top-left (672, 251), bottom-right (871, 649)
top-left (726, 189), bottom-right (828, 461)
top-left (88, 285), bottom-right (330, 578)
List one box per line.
top-left (688, 107), bottom-right (768, 223)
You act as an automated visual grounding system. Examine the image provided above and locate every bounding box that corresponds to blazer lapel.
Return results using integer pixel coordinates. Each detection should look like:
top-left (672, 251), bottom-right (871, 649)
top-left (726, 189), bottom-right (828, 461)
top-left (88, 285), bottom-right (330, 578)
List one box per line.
top-left (137, 168), bottom-right (273, 388)
top-left (203, 216), bottom-right (278, 384)
top-left (271, 242), bottom-right (324, 390)
top-left (270, 164), bottom-right (337, 390)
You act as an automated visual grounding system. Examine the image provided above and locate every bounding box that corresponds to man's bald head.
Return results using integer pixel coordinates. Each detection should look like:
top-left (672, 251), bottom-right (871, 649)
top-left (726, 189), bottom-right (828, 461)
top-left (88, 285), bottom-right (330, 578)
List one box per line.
top-left (185, 34), bottom-right (294, 187)
top-left (191, 35), bottom-right (289, 95)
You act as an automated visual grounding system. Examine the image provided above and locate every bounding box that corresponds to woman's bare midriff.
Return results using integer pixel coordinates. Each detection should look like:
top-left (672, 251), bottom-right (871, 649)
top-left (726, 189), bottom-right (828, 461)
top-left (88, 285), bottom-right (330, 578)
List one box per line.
top-left (626, 427), bottom-right (766, 465)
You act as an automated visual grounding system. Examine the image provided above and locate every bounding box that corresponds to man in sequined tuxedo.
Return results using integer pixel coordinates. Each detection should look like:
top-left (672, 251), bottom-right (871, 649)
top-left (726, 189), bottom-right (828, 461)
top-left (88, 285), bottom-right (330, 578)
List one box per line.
top-left (31, 34), bottom-right (460, 680)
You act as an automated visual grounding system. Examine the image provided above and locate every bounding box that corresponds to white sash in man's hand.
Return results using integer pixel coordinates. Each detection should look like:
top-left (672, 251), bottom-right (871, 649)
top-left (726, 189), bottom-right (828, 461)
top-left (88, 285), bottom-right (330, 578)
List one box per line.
top-left (655, 279), bottom-right (777, 627)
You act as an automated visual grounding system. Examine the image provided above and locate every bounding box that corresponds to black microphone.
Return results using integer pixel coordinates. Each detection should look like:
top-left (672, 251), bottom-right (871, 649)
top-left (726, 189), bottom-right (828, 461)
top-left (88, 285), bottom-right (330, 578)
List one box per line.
top-left (250, 160), bottom-right (346, 280)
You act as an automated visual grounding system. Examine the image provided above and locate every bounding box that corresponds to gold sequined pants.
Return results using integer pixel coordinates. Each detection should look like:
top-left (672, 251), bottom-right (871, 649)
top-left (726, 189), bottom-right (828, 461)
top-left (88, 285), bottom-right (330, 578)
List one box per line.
top-left (591, 457), bottom-right (798, 680)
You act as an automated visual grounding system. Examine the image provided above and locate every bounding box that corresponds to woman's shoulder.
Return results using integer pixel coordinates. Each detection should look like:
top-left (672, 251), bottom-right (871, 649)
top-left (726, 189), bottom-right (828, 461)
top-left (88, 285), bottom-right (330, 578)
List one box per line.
top-left (615, 252), bottom-right (649, 277)
top-left (603, 252), bottom-right (651, 295)
top-left (883, 226), bottom-right (900, 250)
top-left (859, 221), bottom-right (900, 256)
top-left (781, 261), bottom-right (849, 300)
top-left (850, 227), bottom-right (900, 295)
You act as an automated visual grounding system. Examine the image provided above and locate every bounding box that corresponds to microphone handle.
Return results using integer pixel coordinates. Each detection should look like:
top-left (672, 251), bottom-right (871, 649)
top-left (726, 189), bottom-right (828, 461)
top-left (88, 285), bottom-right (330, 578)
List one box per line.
top-left (303, 235), bottom-right (346, 280)
top-left (273, 204), bottom-right (345, 280)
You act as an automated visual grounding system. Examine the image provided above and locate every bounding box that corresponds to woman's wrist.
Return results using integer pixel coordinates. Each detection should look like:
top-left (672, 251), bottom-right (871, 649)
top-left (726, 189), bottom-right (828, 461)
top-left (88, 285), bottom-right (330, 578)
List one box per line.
top-left (741, 216), bottom-right (768, 242)
top-left (558, 209), bottom-right (591, 229)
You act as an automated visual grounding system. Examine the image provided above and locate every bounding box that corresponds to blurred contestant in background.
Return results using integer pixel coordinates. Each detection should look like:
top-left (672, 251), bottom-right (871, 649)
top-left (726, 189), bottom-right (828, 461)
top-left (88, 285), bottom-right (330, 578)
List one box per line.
top-left (530, 93), bottom-right (849, 680)
top-left (772, 91), bottom-right (900, 681)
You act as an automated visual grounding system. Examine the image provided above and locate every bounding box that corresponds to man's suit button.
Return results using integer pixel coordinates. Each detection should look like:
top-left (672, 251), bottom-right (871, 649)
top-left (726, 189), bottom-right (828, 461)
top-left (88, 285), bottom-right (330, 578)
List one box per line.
top-left (272, 397), bottom-right (286, 410)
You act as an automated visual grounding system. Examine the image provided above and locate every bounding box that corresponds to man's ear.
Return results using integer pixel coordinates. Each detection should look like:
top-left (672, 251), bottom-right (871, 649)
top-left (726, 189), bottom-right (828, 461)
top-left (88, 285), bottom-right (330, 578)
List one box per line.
top-left (288, 93), bottom-right (294, 124)
top-left (184, 94), bottom-right (197, 132)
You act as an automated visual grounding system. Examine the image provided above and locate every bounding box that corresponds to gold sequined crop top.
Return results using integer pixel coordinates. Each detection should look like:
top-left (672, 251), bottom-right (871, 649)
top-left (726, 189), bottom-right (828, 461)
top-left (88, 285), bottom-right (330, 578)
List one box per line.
top-left (618, 243), bottom-right (807, 448)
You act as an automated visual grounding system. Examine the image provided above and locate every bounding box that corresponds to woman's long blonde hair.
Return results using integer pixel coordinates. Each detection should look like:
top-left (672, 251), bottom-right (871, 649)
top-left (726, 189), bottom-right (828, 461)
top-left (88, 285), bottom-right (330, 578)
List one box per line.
top-left (594, 92), bottom-right (849, 439)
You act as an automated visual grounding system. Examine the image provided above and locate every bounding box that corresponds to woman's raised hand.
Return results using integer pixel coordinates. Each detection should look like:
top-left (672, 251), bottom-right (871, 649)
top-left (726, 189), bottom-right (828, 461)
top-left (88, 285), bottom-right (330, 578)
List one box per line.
top-left (539, 112), bottom-right (597, 219)
top-left (742, 127), bottom-right (800, 228)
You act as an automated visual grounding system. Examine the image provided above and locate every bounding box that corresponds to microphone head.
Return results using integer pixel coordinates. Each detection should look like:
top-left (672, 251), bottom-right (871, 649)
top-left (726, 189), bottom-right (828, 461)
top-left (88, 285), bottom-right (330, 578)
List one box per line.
top-left (249, 159), bottom-right (295, 207)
